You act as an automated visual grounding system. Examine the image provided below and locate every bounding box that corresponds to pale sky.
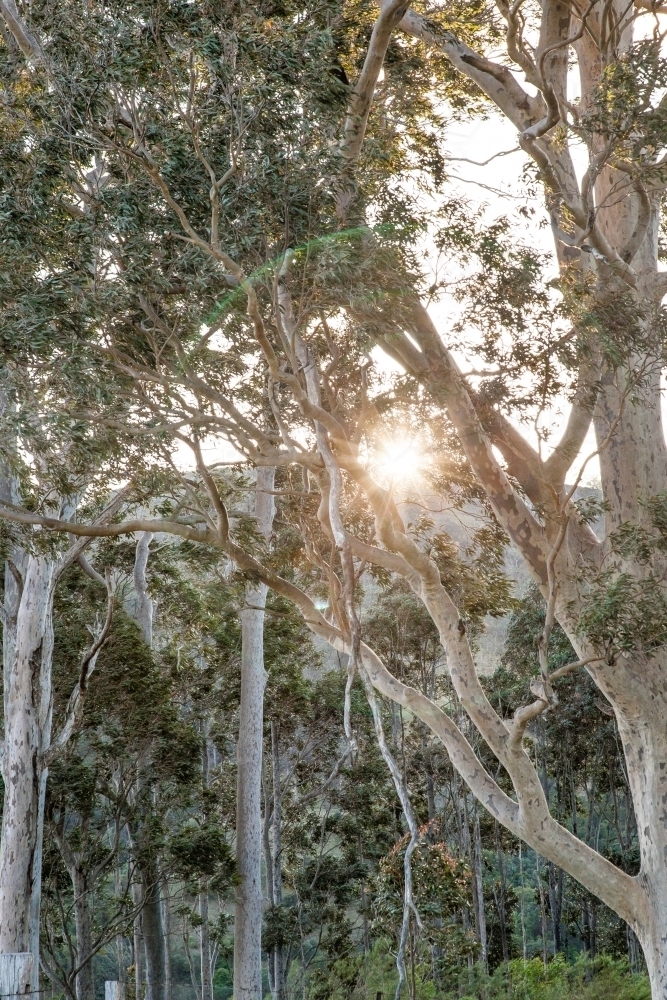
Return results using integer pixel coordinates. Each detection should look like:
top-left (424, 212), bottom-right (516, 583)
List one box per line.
top-left (179, 106), bottom-right (652, 487)
top-left (429, 109), bottom-right (601, 487)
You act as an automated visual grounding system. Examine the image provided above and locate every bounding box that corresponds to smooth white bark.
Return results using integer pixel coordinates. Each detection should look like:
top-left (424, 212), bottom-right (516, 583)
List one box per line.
top-left (105, 981), bottom-right (125, 1000)
top-left (233, 467), bottom-right (275, 1000)
top-left (129, 532), bottom-right (168, 1000)
top-left (270, 722), bottom-right (285, 1000)
top-left (0, 952), bottom-right (33, 999)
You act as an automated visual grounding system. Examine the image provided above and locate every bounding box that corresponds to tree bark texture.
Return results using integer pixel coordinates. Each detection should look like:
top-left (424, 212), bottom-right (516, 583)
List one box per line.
top-left (0, 953), bottom-right (33, 1000)
top-left (472, 808), bottom-right (487, 971)
top-left (233, 467), bottom-right (275, 1000)
top-left (0, 555), bottom-right (55, 984)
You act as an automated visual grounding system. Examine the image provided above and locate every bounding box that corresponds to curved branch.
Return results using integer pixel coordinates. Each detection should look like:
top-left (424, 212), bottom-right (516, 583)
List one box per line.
top-left (0, 483), bottom-right (643, 930)
top-left (0, 503), bottom-right (217, 544)
top-left (385, 308), bottom-right (551, 585)
top-left (395, 8), bottom-right (543, 130)
top-left (341, 0), bottom-right (411, 166)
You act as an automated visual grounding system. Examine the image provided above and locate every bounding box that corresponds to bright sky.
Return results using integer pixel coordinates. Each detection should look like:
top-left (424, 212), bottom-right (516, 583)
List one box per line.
top-left (426, 109), bottom-right (602, 487)
top-left (180, 99), bottom-right (667, 489)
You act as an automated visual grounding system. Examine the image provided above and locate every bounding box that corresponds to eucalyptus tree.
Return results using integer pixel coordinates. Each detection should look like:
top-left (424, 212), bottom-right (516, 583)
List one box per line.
top-left (0, 482), bottom-right (122, 987)
top-left (234, 468), bottom-right (275, 1000)
top-left (41, 544), bottom-right (208, 1000)
top-left (0, 25), bottom-right (150, 979)
top-left (0, 1), bottom-right (461, 994)
top-left (7, 0), bottom-right (667, 995)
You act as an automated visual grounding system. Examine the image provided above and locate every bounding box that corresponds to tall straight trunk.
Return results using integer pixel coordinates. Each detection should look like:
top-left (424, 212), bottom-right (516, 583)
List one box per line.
top-left (536, 853), bottom-right (548, 965)
top-left (161, 878), bottom-right (170, 1000)
top-left (200, 730), bottom-right (212, 1000)
top-left (131, 532), bottom-right (168, 1000)
top-left (472, 807), bottom-right (487, 971)
top-left (270, 721), bottom-right (284, 1000)
top-left (494, 822), bottom-right (509, 964)
top-left (142, 867), bottom-right (167, 1000)
top-left (548, 862), bottom-right (562, 955)
top-left (0, 553), bottom-right (56, 990)
top-left (113, 861), bottom-right (127, 985)
top-left (425, 773), bottom-right (436, 824)
top-left (262, 761), bottom-right (275, 998)
top-left (233, 468), bottom-right (275, 1000)
top-left (132, 881), bottom-right (143, 1000)
top-left (199, 888), bottom-right (212, 1000)
top-left (72, 868), bottom-right (94, 1000)
top-left (582, 899), bottom-right (591, 956)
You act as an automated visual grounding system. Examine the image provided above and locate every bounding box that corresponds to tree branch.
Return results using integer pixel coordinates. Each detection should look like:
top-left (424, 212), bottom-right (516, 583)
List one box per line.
top-left (43, 574), bottom-right (115, 767)
top-left (0, 0), bottom-right (41, 60)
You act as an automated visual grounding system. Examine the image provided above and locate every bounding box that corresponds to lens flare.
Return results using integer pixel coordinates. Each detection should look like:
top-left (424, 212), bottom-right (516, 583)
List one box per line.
top-left (374, 437), bottom-right (424, 483)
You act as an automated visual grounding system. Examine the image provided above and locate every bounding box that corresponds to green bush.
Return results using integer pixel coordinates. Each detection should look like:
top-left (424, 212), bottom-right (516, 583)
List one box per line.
top-left (343, 950), bottom-right (649, 1000)
top-left (443, 955), bottom-right (650, 1000)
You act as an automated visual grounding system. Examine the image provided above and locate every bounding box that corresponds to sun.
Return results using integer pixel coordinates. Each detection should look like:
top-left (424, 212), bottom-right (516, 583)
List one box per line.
top-left (374, 436), bottom-right (424, 484)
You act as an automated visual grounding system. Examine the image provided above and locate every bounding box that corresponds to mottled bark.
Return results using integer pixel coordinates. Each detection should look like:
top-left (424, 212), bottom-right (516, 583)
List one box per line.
top-left (0, 556), bottom-right (55, 978)
top-left (0, 952), bottom-right (33, 1000)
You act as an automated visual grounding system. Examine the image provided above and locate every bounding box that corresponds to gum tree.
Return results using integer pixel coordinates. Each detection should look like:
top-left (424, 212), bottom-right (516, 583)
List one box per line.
top-left (5, 0), bottom-right (667, 994)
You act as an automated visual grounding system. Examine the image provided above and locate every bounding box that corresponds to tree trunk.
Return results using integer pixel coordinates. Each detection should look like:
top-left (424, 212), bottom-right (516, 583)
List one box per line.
top-left (233, 468), bottom-right (275, 1000)
top-left (536, 853), bottom-right (548, 966)
top-left (132, 882), bottom-right (143, 1000)
top-left (494, 822), bottom-right (509, 964)
top-left (627, 925), bottom-right (641, 975)
top-left (472, 807), bottom-right (487, 972)
top-left (129, 532), bottom-right (167, 1000)
top-left (270, 721), bottom-right (284, 1000)
top-left (548, 862), bottom-right (562, 955)
top-left (0, 953), bottom-right (33, 1000)
top-left (426, 773), bottom-right (436, 824)
top-left (142, 867), bottom-right (167, 1000)
top-left (73, 867), bottom-right (95, 1000)
top-left (115, 864), bottom-right (127, 985)
top-left (161, 878), bottom-right (171, 1000)
top-left (199, 887), bottom-right (212, 1000)
top-left (200, 721), bottom-right (212, 1000)
top-left (0, 555), bottom-right (55, 990)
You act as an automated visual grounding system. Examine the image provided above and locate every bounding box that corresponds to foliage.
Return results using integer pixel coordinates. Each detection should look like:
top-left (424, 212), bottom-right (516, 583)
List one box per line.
top-left (446, 955), bottom-right (650, 1000)
top-left (373, 830), bottom-right (475, 958)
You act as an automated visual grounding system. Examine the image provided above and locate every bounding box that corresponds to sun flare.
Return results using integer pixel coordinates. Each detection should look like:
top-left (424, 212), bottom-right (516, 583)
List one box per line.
top-left (374, 436), bottom-right (424, 484)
